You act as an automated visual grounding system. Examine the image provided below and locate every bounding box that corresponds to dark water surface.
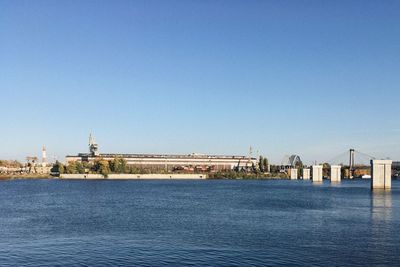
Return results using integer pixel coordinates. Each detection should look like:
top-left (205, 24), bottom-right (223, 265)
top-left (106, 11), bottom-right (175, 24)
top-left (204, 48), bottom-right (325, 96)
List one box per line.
top-left (0, 179), bottom-right (399, 266)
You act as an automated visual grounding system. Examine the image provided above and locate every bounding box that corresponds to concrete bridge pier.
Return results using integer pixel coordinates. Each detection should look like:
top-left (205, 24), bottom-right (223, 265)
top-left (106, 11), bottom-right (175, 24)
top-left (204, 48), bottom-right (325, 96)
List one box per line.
top-left (312, 165), bottom-right (323, 182)
top-left (312, 165), bottom-right (322, 183)
top-left (371, 160), bottom-right (392, 190)
top-left (331, 165), bottom-right (341, 183)
top-left (303, 168), bottom-right (310, 180)
top-left (290, 168), bottom-right (298, 180)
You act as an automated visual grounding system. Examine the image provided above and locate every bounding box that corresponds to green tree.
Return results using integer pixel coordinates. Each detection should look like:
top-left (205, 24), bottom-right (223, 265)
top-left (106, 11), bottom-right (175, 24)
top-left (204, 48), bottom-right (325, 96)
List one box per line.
top-left (110, 157), bottom-right (128, 173)
top-left (322, 162), bottom-right (331, 178)
top-left (51, 161), bottom-right (65, 174)
top-left (109, 158), bottom-right (117, 173)
top-left (120, 158), bottom-right (127, 173)
top-left (270, 165), bottom-right (280, 174)
top-left (92, 159), bottom-right (103, 173)
top-left (66, 161), bottom-right (77, 174)
top-left (263, 157), bottom-right (269, 172)
top-left (98, 160), bottom-right (110, 176)
top-left (81, 161), bottom-right (92, 173)
top-left (75, 161), bottom-right (85, 174)
top-left (258, 156), bottom-right (264, 172)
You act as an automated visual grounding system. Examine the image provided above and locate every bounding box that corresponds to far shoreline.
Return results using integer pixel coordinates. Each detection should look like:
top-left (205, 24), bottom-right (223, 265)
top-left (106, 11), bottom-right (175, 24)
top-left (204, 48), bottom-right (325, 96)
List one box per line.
top-left (0, 174), bottom-right (287, 181)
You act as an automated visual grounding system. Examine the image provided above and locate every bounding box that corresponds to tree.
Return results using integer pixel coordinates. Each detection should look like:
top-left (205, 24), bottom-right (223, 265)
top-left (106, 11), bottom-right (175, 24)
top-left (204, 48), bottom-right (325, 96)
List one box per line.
top-left (81, 161), bottom-right (92, 173)
top-left (66, 161), bottom-right (78, 174)
top-left (322, 162), bottom-right (331, 178)
top-left (270, 165), bottom-right (280, 174)
top-left (92, 159), bottom-right (103, 173)
top-left (75, 161), bottom-right (85, 174)
top-left (51, 161), bottom-right (65, 174)
top-left (120, 158), bottom-right (127, 173)
top-left (98, 160), bottom-right (110, 176)
top-left (263, 157), bottom-right (269, 172)
top-left (110, 157), bottom-right (128, 173)
top-left (258, 156), bottom-right (264, 172)
top-left (109, 158), bottom-right (117, 173)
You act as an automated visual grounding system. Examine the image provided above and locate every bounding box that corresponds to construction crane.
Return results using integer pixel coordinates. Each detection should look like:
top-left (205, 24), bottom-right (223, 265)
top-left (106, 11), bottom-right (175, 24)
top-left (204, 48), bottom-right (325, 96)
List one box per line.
top-left (89, 133), bottom-right (99, 156)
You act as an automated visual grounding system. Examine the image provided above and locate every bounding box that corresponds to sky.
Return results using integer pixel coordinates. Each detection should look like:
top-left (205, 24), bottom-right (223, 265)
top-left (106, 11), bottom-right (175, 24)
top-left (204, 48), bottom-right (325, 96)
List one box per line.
top-left (0, 0), bottom-right (399, 165)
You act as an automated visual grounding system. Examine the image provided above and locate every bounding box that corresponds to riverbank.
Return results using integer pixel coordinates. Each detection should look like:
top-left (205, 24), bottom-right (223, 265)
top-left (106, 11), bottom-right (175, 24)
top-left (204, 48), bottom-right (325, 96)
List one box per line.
top-left (0, 172), bottom-right (288, 180)
top-left (208, 171), bottom-right (287, 179)
top-left (60, 173), bottom-right (208, 179)
top-left (60, 172), bottom-right (287, 180)
top-left (0, 174), bottom-right (52, 180)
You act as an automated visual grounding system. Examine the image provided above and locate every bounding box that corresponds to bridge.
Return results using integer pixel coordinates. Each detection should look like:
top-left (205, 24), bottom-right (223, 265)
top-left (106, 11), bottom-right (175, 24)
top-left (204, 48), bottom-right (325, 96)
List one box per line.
top-left (325, 149), bottom-right (377, 178)
top-left (286, 149), bottom-right (394, 190)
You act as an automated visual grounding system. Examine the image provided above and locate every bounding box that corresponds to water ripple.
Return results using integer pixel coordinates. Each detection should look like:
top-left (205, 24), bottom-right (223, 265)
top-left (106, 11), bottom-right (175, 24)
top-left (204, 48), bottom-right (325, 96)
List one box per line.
top-left (0, 179), bottom-right (399, 266)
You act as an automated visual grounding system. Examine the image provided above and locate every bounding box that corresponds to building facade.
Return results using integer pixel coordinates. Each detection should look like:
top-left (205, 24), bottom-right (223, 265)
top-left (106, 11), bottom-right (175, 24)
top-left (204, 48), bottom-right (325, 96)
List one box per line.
top-left (65, 135), bottom-right (257, 172)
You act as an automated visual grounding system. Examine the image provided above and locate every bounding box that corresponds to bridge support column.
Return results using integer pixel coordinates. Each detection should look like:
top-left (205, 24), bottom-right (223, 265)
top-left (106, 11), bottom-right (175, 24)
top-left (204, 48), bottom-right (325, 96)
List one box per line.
top-left (290, 168), bottom-right (298, 180)
top-left (331, 165), bottom-right (341, 183)
top-left (312, 165), bottom-right (323, 182)
top-left (303, 168), bottom-right (310, 180)
top-left (371, 160), bottom-right (392, 190)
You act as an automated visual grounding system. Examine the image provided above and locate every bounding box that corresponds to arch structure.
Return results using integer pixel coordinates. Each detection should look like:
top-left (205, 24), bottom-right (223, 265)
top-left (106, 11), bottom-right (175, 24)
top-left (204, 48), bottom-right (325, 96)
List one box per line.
top-left (281, 155), bottom-right (303, 170)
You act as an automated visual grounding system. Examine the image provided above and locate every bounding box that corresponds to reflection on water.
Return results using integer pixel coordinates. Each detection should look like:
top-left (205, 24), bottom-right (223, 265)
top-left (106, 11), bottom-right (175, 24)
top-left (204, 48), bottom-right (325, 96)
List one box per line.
top-left (312, 181), bottom-right (323, 185)
top-left (371, 190), bottom-right (393, 263)
top-left (371, 191), bottom-right (392, 222)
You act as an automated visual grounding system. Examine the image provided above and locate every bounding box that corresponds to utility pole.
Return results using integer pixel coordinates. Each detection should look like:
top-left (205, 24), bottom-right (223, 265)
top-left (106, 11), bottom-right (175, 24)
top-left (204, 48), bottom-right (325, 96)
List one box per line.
top-left (247, 146), bottom-right (253, 171)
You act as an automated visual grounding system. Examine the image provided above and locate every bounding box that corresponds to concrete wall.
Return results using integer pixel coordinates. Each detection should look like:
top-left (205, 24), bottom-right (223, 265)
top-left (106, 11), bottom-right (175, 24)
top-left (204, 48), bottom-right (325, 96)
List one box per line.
top-left (290, 169), bottom-right (298, 180)
top-left (107, 174), bottom-right (207, 179)
top-left (312, 165), bottom-right (323, 182)
top-left (371, 160), bottom-right (392, 190)
top-left (60, 174), bottom-right (207, 179)
top-left (331, 165), bottom-right (341, 183)
top-left (303, 168), bottom-right (310, 180)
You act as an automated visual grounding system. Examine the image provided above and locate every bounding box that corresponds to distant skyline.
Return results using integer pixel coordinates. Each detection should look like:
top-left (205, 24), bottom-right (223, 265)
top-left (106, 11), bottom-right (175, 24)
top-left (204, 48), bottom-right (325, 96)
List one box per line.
top-left (1, 0), bottom-right (399, 165)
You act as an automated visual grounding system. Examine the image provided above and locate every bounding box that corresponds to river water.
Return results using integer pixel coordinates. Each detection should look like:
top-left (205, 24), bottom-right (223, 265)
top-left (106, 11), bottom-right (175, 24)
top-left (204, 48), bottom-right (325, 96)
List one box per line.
top-left (0, 179), bottom-right (399, 266)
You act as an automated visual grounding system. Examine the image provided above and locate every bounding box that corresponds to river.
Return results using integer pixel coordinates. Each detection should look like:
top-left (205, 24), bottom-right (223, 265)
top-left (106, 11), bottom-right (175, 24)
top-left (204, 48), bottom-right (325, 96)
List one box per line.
top-left (0, 179), bottom-right (399, 266)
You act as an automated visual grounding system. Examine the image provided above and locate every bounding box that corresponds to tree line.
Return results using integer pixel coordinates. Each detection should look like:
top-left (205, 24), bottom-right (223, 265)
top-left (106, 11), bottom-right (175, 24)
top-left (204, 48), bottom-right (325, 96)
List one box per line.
top-left (52, 157), bottom-right (167, 176)
top-left (54, 155), bottom-right (273, 177)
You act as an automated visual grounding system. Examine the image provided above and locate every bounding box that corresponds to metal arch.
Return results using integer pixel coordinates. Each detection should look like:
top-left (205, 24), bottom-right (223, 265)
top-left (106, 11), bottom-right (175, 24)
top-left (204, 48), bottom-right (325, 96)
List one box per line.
top-left (281, 154), bottom-right (302, 167)
top-left (291, 155), bottom-right (302, 166)
top-left (293, 155), bottom-right (299, 166)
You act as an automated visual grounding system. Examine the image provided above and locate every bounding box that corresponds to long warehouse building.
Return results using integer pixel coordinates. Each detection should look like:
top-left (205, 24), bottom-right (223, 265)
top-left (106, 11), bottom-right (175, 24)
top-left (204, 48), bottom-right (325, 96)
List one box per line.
top-left (65, 135), bottom-right (257, 172)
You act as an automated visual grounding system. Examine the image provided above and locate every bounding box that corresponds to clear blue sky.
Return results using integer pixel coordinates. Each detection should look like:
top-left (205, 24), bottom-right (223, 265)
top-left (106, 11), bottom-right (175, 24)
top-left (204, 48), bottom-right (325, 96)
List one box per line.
top-left (1, 0), bottom-right (399, 164)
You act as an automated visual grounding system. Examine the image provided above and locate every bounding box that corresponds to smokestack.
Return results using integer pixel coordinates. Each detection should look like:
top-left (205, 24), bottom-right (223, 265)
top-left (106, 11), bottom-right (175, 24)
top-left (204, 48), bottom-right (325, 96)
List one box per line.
top-left (42, 146), bottom-right (47, 167)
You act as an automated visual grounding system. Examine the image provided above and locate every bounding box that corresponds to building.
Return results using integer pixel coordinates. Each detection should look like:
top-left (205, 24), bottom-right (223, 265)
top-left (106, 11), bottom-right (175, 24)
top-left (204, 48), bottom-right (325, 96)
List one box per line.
top-left (65, 135), bottom-right (257, 172)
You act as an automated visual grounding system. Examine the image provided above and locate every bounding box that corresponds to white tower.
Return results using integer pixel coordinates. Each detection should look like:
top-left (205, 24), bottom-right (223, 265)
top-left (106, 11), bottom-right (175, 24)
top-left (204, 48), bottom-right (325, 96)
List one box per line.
top-left (42, 146), bottom-right (47, 167)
